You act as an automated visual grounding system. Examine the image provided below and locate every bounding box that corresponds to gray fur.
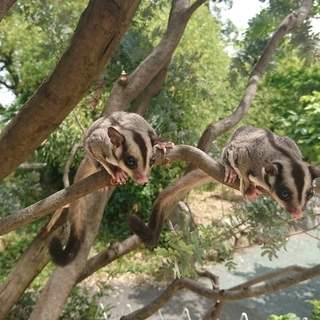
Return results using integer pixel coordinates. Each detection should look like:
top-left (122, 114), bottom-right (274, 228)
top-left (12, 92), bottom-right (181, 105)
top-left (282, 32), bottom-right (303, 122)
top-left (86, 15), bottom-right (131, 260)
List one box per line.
top-left (83, 111), bottom-right (161, 184)
top-left (221, 126), bottom-right (320, 218)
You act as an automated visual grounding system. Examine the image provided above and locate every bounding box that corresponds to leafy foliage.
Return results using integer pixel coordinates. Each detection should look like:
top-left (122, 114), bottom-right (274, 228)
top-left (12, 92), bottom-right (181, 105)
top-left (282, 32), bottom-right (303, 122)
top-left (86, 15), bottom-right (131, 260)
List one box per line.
top-left (0, 0), bottom-right (87, 107)
top-left (276, 91), bottom-right (320, 162)
top-left (0, 231), bottom-right (34, 283)
top-left (267, 299), bottom-right (320, 320)
top-left (154, 192), bottom-right (320, 278)
top-left (0, 169), bottom-right (42, 217)
top-left (267, 313), bottom-right (301, 320)
top-left (261, 57), bottom-right (320, 162)
top-left (307, 299), bottom-right (320, 320)
top-left (6, 282), bottom-right (113, 320)
top-left (155, 223), bottom-right (205, 278)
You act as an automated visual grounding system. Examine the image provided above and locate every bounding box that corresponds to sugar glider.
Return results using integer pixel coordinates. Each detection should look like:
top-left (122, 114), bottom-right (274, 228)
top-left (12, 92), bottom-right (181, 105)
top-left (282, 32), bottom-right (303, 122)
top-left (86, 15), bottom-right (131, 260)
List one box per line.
top-left (49, 111), bottom-right (172, 266)
top-left (221, 125), bottom-right (320, 218)
top-left (129, 125), bottom-right (320, 248)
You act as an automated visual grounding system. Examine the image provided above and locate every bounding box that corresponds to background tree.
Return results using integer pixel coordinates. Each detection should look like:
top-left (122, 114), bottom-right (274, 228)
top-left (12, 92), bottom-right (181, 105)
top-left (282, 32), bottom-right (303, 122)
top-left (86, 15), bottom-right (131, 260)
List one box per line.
top-left (0, 0), bottom-right (319, 319)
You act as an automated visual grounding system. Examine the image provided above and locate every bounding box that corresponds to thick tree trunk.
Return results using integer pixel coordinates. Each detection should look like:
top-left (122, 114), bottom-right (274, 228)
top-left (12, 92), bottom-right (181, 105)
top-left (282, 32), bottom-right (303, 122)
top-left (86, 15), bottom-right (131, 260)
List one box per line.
top-left (0, 0), bottom-right (141, 182)
top-left (29, 190), bottom-right (112, 320)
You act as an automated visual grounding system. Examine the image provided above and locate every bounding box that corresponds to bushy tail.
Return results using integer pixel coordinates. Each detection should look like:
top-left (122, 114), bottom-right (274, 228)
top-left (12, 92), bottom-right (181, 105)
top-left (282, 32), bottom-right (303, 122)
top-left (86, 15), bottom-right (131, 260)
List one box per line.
top-left (128, 206), bottom-right (163, 247)
top-left (49, 224), bottom-right (85, 266)
top-left (128, 169), bottom-right (213, 246)
top-left (49, 157), bottom-right (95, 266)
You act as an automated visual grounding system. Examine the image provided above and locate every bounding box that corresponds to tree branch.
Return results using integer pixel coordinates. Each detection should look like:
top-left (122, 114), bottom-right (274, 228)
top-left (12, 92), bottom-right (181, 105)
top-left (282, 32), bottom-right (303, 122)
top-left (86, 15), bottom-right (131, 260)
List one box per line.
top-left (121, 264), bottom-right (315, 319)
top-left (194, 0), bottom-right (313, 154)
top-left (29, 190), bottom-right (112, 320)
top-left (0, 0), bottom-right (141, 182)
top-left (62, 143), bottom-right (82, 188)
top-left (2, 144), bottom-right (319, 237)
top-left (0, 219), bottom-right (68, 318)
top-left (0, 146), bottom-right (220, 236)
top-left (0, 169), bottom-right (111, 235)
top-left (131, 61), bottom-right (171, 115)
top-left (102, 0), bottom-right (197, 113)
top-left (0, 0), bottom-right (16, 22)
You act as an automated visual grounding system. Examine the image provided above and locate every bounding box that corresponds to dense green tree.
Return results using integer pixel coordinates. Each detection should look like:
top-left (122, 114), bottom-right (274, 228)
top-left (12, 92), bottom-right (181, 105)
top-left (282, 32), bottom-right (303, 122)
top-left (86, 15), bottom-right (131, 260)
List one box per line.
top-left (228, 0), bottom-right (320, 162)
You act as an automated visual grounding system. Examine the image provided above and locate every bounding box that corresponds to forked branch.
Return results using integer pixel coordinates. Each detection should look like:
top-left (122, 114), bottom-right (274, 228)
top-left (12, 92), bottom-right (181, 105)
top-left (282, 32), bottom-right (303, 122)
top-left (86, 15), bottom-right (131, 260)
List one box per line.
top-left (121, 265), bottom-right (315, 320)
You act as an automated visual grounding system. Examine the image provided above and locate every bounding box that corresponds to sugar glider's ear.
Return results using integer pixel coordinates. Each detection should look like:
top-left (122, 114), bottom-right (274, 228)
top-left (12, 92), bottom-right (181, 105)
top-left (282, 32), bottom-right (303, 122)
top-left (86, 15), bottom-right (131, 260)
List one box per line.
top-left (108, 127), bottom-right (125, 148)
top-left (263, 160), bottom-right (280, 176)
top-left (149, 133), bottom-right (167, 146)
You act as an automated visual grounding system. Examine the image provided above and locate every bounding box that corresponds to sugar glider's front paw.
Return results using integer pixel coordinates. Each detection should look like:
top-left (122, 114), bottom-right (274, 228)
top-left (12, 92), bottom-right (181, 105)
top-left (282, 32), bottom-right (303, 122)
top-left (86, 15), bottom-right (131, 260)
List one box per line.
top-left (244, 186), bottom-right (262, 201)
top-left (224, 166), bottom-right (238, 184)
top-left (154, 141), bottom-right (174, 154)
top-left (115, 168), bottom-right (128, 184)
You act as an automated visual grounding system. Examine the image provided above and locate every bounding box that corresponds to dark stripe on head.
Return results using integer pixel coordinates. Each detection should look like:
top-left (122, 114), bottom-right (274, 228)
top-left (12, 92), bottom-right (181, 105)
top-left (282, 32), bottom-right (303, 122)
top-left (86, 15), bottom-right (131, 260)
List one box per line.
top-left (274, 164), bottom-right (283, 190)
top-left (119, 134), bottom-right (128, 161)
top-left (291, 162), bottom-right (305, 203)
top-left (265, 130), bottom-right (292, 158)
top-left (132, 131), bottom-right (148, 169)
top-left (265, 130), bottom-right (305, 202)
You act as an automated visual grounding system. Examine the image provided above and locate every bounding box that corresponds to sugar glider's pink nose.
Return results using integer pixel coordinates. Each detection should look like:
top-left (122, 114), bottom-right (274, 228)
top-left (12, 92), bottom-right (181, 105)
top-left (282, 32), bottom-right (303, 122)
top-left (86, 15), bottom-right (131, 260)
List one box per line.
top-left (288, 207), bottom-right (303, 219)
top-left (134, 173), bottom-right (149, 184)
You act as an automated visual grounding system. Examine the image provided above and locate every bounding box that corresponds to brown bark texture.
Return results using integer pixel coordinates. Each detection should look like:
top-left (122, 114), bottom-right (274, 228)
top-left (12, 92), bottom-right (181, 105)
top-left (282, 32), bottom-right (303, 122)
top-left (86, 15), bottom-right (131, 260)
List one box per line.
top-left (0, 0), bottom-right (16, 22)
top-left (0, 0), bottom-right (141, 182)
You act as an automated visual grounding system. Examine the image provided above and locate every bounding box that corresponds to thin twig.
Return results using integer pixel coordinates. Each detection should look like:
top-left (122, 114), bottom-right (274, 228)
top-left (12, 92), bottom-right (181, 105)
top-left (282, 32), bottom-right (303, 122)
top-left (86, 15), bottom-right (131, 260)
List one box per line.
top-left (63, 143), bottom-right (82, 188)
top-left (72, 110), bottom-right (85, 135)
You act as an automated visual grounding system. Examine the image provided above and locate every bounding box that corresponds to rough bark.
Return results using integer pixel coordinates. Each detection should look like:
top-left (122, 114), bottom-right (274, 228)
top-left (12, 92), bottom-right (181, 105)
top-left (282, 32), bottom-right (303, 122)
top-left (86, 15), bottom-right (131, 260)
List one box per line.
top-left (102, 0), bottom-right (206, 114)
top-left (0, 0), bottom-right (141, 182)
top-left (132, 61), bottom-right (171, 115)
top-left (0, 0), bottom-right (16, 22)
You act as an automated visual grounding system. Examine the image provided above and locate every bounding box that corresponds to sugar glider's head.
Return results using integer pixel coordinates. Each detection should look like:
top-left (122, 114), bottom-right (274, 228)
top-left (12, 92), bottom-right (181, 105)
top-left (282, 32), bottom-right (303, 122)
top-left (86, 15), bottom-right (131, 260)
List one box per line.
top-left (262, 160), bottom-right (320, 218)
top-left (108, 127), bottom-right (158, 184)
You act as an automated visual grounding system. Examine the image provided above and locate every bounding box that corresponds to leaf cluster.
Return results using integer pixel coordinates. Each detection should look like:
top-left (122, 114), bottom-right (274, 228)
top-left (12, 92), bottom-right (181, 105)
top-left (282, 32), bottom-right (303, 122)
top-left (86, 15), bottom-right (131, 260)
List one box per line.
top-left (0, 0), bottom-right (87, 107)
top-left (6, 281), bottom-right (113, 320)
top-left (154, 193), bottom-right (320, 278)
top-left (267, 299), bottom-right (320, 320)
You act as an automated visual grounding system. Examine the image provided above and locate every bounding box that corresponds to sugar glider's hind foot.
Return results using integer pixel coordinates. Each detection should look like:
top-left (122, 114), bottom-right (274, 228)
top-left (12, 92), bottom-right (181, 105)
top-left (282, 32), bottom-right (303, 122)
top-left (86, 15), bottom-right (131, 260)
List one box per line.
top-left (244, 186), bottom-right (262, 201)
top-left (154, 141), bottom-right (174, 154)
top-left (224, 166), bottom-right (238, 184)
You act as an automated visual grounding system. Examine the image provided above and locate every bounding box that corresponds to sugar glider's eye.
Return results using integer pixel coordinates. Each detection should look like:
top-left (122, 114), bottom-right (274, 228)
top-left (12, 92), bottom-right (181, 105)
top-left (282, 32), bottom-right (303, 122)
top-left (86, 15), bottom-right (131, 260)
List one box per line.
top-left (125, 156), bottom-right (136, 168)
top-left (277, 187), bottom-right (291, 201)
top-left (306, 189), bottom-right (315, 200)
top-left (150, 156), bottom-right (156, 166)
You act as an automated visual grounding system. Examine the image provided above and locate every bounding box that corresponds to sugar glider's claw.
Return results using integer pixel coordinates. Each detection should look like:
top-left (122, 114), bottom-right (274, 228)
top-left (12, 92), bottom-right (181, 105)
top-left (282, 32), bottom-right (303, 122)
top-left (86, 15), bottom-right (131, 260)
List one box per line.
top-left (154, 141), bottom-right (174, 154)
top-left (224, 167), bottom-right (238, 184)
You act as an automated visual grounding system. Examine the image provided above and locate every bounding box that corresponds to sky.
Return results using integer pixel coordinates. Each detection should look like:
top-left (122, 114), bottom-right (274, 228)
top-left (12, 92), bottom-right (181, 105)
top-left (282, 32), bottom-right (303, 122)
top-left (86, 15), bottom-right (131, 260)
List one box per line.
top-left (219, 0), bottom-right (267, 29)
top-left (0, 0), bottom-right (266, 107)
